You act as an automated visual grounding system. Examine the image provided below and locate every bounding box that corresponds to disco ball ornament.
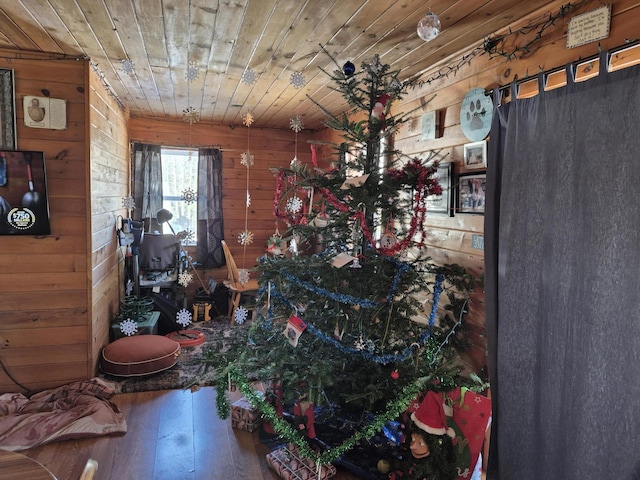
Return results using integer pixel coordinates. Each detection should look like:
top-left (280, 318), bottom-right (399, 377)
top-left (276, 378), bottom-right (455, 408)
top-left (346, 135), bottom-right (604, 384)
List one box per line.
top-left (343, 61), bottom-right (355, 77)
top-left (417, 12), bottom-right (441, 41)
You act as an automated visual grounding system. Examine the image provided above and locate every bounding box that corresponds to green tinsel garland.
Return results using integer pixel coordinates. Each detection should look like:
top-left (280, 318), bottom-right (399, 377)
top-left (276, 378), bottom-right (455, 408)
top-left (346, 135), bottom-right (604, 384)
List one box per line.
top-left (222, 368), bottom-right (431, 467)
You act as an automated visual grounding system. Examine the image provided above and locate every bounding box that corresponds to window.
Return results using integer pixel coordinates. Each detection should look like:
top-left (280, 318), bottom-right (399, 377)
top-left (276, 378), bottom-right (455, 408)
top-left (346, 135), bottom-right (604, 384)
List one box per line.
top-left (160, 147), bottom-right (198, 245)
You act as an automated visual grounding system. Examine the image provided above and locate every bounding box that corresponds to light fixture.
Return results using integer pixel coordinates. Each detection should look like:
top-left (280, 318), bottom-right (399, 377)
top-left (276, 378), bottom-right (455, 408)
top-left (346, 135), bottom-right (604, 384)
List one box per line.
top-left (417, 11), bottom-right (441, 42)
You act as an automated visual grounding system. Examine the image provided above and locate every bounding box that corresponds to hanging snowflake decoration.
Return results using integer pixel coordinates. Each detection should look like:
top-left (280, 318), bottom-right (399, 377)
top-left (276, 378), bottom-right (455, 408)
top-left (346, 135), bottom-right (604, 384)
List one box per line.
top-left (238, 268), bottom-right (251, 284)
top-left (120, 318), bottom-right (138, 336)
top-left (290, 116), bottom-right (303, 132)
top-left (121, 58), bottom-right (135, 74)
top-left (290, 71), bottom-right (306, 88)
top-left (234, 305), bottom-right (249, 324)
top-left (243, 111), bottom-right (254, 127)
top-left (246, 192), bottom-right (251, 207)
top-left (238, 230), bottom-right (254, 246)
top-left (176, 308), bottom-right (193, 328)
top-left (125, 280), bottom-right (134, 296)
top-left (240, 151), bottom-right (254, 167)
top-left (178, 271), bottom-right (193, 288)
top-left (177, 229), bottom-right (195, 244)
top-left (286, 195), bottom-right (303, 213)
top-left (121, 195), bottom-right (135, 211)
top-left (185, 62), bottom-right (200, 82)
top-left (241, 69), bottom-right (257, 85)
top-left (354, 334), bottom-right (366, 351)
top-left (181, 187), bottom-right (197, 204)
top-left (183, 106), bottom-right (200, 124)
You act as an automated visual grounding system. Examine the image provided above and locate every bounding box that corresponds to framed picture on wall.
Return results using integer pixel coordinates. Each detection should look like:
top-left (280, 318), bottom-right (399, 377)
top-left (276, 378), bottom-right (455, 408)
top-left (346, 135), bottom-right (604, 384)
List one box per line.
top-left (426, 162), bottom-right (453, 216)
top-left (0, 69), bottom-right (16, 150)
top-left (463, 140), bottom-right (487, 169)
top-left (457, 172), bottom-right (486, 214)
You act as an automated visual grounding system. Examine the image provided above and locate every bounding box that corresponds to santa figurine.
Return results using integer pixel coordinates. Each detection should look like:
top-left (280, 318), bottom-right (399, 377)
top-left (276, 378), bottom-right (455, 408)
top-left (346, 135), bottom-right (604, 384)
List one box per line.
top-left (389, 390), bottom-right (457, 480)
top-left (370, 93), bottom-right (391, 131)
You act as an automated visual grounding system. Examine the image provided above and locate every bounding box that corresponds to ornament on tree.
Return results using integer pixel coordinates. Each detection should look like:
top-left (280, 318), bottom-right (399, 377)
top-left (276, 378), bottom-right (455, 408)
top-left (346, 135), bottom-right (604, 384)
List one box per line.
top-left (283, 314), bottom-right (306, 347)
top-left (370, 93), bottom-right (391, 130)
top-left (343, 60), bottom-right (355, 77)
top-left (293, 398), bottom-right (316, 439)
top-left (234, 305), bottom-right (249, 324)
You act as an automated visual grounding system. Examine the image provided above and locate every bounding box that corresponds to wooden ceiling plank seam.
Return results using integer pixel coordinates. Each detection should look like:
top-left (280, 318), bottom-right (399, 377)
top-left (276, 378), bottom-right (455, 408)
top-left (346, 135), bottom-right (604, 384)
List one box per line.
top-left (0, 4), bottom-right (41, 50)
top-left (105, 0), bottom-right (164, 116)
top-left (218, 0), bottom-right (305, 125)
top-left (5, 0), bottom-right (67, 53)
top-left (199, 0), bottom-right (251, 121)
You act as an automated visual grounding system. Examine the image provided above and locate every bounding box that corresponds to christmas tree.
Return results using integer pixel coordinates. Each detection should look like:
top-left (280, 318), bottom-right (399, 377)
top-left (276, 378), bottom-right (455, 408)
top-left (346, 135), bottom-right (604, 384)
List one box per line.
top-left (214, 53), bottom-right (482, 475)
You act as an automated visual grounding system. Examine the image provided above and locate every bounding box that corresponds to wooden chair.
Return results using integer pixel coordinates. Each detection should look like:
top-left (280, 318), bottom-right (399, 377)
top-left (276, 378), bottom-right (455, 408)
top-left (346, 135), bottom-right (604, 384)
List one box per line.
top-left (221, 240), bottom-right (259, 323)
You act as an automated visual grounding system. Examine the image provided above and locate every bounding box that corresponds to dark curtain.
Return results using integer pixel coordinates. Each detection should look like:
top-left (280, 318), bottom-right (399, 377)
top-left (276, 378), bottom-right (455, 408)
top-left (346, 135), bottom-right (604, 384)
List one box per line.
top-left (197, 148), bottom-right (225, 268)
top-left (132, 142), bottom-right (163, 232)
top-left (485, 50), bottom-right (640, 480)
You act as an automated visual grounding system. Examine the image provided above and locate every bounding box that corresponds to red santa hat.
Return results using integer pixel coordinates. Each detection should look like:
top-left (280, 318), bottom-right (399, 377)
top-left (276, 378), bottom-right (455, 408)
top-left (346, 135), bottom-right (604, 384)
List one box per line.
top-left (410, 390), bottom-right (448, 435)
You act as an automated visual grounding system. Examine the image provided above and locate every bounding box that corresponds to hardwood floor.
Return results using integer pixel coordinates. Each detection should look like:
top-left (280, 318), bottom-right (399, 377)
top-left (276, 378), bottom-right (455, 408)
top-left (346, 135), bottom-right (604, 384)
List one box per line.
top-left (20, 387), bottom-right (362, 480)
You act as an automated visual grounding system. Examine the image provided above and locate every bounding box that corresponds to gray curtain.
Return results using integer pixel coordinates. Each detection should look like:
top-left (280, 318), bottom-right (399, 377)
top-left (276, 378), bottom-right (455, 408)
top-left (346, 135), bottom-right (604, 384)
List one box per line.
top-left (485, 50), bottom-right (640, 480)
top-left (132, 142), bottom-right (162, 232)
top-left (197, 148), bottom-right (225, 268)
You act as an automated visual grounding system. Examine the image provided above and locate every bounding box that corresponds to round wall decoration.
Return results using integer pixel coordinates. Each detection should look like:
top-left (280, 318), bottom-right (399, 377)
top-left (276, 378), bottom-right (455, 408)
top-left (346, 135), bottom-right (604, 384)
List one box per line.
top-left (460, 87), bottom-right (493, 141)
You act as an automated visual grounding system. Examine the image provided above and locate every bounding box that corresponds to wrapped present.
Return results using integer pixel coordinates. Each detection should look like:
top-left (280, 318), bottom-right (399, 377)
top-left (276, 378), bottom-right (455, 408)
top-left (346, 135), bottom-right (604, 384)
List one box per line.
top-left (231, 395), bottom-right (263, 432)
top-left (266, 444), bottom-right (337, 480)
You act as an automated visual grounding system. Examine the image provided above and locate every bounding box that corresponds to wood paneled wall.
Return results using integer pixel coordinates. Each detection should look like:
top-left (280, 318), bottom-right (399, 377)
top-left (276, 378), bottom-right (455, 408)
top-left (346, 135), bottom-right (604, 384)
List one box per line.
top-left (387, 0), bottom-right (640, 374)
top-left (0, 55), bottom-right (129, 394)
top-left (88, 68), bottom-right (130, 372)
top-left (0, 56), bottom-right (91, 393)
top-left (128, 118), bottom-right (316, 287)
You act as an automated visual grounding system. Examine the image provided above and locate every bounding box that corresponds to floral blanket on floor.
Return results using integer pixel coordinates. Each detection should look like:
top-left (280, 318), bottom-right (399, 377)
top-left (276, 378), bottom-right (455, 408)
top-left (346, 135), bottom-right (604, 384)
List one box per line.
top-left (0, 377), bottom-right (127, 451)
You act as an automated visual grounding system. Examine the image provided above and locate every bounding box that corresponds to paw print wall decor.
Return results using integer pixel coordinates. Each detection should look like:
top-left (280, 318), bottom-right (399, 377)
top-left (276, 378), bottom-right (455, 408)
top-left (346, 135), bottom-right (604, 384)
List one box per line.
top-left (460, 87), bottom-right (493, 141)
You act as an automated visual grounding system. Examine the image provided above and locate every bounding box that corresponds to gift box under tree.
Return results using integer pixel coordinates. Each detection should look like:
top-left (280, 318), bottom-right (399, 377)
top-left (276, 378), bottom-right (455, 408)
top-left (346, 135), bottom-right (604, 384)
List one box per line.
top-left (231, 396), bottom-right (263, 432)
top-left (266, 443), bottom-right (337, 480)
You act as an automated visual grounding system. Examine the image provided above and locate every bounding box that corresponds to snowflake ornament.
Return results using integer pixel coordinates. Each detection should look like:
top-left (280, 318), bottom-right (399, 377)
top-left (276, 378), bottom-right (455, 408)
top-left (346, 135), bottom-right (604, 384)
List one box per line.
top-left (121, 195), bottom-right (135, 211)
top-left (240, 151), bottom-right (254, 167)
top-left (241, 69), bottom-right (257, 85)
top-left (286, 195), bottom-right (303, 213)
top-left (290, 116), bottom-right (303, 132)
top-left (354, 335), bottom-right (365, 351)
top-left (178, 271), bottom-right (193, 288)
top-left (181, 187), bottom-right (197, 204)
top-left (177, 229), bottom-right (195, 244)
top-left (176, 308), bottom-right (193, 328)
top-left (290, 71), bottom-right (305, 88)
top-left (120, 318), bottom-right (138, 336)
top-left (234, 305), bottom-right (249, 324)
top-left (243, 111), bottom-right (254, 127)
top-left (185, 62), bottom-right (200, 82)
top-left (238, 230), bottom-right (254, 246)
top-left (121, 58), bottom-right (135, 74)
top-left (238, 268), bottom-right (251, 284)
top-left (183, 106), bottom-right (200, 124)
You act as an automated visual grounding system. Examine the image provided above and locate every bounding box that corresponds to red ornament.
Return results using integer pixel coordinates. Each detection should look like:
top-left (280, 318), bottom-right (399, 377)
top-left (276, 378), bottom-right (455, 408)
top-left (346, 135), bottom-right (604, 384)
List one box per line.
top-left (391, 370), bottom-right (400, 380)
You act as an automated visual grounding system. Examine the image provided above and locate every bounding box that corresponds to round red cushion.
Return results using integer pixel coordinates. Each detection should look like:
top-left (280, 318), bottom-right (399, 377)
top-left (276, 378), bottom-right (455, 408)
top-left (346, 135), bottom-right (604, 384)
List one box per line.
top-left (101, 335), bottom-right (181, 377)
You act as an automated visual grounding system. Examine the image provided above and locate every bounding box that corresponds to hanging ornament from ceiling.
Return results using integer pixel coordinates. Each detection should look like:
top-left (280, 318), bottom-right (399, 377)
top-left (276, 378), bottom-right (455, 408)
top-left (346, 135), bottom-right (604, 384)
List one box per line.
top-left (343, 61), bottom-right (355, 77)
top-left (121, 58), bottom-right (135, 74)
top-left (417, 10), bottom-right (441, 41)
top-left (241, 69), bottom-right (257, 85)
top-left (185, 61), bottom-right (200, 81)
top-left (290, 71), bottom-right (306, 88)
top-left (238, 111), bottom-right (254, 252)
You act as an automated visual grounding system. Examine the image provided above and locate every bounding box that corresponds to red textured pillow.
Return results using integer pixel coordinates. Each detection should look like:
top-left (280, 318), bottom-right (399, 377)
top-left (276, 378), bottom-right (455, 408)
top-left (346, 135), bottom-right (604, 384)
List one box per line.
top-left (101, 335), bottom-right (181, 377)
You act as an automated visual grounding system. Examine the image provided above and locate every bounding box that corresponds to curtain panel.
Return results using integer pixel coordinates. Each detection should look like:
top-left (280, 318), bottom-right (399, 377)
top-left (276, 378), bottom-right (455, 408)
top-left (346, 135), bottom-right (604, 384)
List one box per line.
top-left (132, 142), bottom-right (162, 232)
top-left (197, 148), bottom-right (225, 268)
top-left (485, 51), bottom-right (640, 479)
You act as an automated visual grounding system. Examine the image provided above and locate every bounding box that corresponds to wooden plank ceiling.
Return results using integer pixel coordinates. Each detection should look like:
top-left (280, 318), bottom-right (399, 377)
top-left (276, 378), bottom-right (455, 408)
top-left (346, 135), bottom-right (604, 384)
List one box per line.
top-left (0, 0), bottom-right (560, 130)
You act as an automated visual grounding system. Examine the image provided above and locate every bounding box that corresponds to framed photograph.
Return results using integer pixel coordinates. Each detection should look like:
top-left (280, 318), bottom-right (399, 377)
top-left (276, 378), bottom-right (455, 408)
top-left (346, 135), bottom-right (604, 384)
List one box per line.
top-left (463, 140), bottom-right (487, 169)
top-left (0, 69), bottom-right (16, 150)
top-left (457, 172), bottom-right (486, 214)
top-left (426, 162), bottom-right (453, 216)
